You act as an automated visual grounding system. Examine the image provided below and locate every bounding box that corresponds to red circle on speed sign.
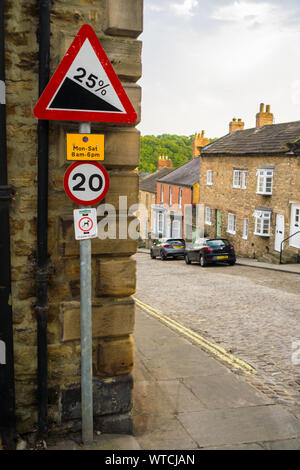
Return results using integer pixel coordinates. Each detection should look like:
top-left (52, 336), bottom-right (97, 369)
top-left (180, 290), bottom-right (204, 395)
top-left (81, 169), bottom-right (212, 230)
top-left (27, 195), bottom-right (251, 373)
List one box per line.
top-left (64, 161), bottom-right (109, 206)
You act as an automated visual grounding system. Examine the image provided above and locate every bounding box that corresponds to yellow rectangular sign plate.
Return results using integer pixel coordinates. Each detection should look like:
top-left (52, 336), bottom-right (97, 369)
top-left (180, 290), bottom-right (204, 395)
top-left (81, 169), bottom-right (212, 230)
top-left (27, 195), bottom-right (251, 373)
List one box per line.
top-left (67, 133), bottom-right (104, 161)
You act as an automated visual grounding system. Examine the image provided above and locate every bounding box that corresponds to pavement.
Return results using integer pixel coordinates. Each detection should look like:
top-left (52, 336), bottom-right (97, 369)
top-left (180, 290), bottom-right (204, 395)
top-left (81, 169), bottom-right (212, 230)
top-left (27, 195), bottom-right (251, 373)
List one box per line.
top-left (48, 303), bottom-right (300, 451)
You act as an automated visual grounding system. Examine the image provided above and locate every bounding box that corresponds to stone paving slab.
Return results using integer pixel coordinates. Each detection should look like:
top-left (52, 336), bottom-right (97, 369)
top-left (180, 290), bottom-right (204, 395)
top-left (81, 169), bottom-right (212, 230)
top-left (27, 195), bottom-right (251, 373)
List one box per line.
top-left (133, 415), bottom-right (198, 450)
top-left (182, 373), bottom-right (274, 409)
top-left (177, 405), bottom-right (300, 448)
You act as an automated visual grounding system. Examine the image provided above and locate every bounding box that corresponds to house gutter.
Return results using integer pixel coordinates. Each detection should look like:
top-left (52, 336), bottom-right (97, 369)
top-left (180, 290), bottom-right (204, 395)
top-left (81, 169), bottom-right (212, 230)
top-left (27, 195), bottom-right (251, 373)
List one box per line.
top-left (0, 0), bottom-right (16, 450)
top-left (36, 0), bottom-right (50, 437)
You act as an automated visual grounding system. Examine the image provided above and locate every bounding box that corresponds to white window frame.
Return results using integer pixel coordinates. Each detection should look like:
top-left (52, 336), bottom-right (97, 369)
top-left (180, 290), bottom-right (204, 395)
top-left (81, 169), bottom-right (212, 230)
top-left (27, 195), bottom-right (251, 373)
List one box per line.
top-left (256, 169), bottom-right (273, 195)
top-left (233, 170), bottom-right (247, 189)
top-left (169, 186), bottom-right (173, 206)
top-left (205, 207), bottom-right (212, 225)
top-left (241, 171), bottom-right (247, 189)
top-left (253, 210), bottom-right (271, 237)
top-left (206, 170), bottom-right (213, 186)
top-left (179, 188), bottom-right (182, 208)
top-left (227, 213), bottom-right (236, 235)
top-left (242, 218), bottom-right (248, 240)
top-left (158, 211), bottom-right (164, 234)
top-left (161, 184), bottom-right (164, 203)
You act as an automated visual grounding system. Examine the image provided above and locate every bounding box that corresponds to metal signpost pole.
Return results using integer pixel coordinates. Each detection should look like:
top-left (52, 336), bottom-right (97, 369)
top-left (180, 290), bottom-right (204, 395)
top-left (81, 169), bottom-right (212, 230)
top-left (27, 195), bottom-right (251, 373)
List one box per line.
top-left (79, 121), bottom-right (93, 444)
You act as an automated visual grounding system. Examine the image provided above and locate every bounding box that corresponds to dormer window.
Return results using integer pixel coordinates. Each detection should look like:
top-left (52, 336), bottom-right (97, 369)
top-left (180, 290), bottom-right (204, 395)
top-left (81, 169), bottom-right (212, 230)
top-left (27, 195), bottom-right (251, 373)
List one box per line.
top-left (256, 168), bottom-right (274, 195)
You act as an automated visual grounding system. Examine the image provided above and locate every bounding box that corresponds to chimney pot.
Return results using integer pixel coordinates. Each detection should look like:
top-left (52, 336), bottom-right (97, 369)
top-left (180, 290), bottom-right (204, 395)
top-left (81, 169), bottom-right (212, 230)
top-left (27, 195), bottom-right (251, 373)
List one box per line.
top-left (229, 117), bottom-right (244, 133)
top-left (256, 102), bottom-right (273, 129)
top-left (193, 130), bottom-right (210, 158)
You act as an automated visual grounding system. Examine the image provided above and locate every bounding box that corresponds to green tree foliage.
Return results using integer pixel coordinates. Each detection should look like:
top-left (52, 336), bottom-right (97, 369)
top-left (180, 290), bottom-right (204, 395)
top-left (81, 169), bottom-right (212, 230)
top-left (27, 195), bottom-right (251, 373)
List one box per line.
top-left (139, 134), bottom-right (217, 173)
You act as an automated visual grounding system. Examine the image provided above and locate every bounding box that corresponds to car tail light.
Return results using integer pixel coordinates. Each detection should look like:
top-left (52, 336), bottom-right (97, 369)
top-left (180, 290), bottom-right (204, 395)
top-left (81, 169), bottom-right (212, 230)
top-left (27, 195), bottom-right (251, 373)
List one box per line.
top-left (163, 244), bottom-right (171, 248)
top-left (204, 247), bottom-right (213, 252)
top-left (230, 246), bottom-right (235, 251)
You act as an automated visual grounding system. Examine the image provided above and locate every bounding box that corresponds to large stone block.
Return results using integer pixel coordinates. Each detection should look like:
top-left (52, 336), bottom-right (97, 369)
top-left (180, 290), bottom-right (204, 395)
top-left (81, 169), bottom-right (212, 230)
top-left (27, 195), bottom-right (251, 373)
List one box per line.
top-left (104, 171), bottom-right (139, 207)
top-left (95, 412), bottom-right (133, 434)
top-left (61, 374), bottom-right (133, 421)
top-left (105, 0), bottom-right (143, 38)
top-left (59, 216), bottom-right (138, 257)
top-left (96, 335), bottom-right (134, 376)
top-left (56, 30), bottom-right (142, 82)
top-left (60, 297), bottom-right (135, 342)
top-left (55, 127), bottom-right (140, 170)
top-left (96, 257), bottom-right (136, 297)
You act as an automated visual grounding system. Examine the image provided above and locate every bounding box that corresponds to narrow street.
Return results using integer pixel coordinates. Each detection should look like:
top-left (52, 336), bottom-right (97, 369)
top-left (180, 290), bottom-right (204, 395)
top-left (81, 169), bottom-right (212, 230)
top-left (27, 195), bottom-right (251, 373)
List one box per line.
top-left (135, 252), bottom-right (300, 420)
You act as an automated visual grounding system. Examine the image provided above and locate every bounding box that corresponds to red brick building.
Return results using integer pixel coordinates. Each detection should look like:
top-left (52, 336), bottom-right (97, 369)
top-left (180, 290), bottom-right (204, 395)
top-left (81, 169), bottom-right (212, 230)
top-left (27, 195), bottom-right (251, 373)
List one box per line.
top-left (152, 157), bottom-right (201, 239)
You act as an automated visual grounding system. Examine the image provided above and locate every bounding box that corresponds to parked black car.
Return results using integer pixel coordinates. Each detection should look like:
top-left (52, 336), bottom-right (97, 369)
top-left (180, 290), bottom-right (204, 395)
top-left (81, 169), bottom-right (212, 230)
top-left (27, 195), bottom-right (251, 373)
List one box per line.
top-left (150, 238), bottom-right (186, 260)
top-left (184, 238), bottom-right (236, 267)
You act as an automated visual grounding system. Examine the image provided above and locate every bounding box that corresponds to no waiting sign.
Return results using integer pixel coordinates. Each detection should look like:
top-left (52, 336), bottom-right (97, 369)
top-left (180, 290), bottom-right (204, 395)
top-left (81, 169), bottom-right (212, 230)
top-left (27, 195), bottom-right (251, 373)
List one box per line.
top-left (64, 161), bottom-right (109, 206)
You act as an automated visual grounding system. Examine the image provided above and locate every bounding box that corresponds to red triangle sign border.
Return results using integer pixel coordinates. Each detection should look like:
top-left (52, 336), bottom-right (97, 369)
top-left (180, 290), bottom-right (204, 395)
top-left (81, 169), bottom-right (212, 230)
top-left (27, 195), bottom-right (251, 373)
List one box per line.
top-left (34, 24), bottom-right (137, 124)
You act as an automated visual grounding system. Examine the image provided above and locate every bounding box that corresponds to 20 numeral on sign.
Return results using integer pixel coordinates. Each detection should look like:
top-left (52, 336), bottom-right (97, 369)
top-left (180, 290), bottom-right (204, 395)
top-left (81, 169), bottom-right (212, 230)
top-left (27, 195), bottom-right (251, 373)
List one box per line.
top-left (72, 172), bottom-right (103, 192)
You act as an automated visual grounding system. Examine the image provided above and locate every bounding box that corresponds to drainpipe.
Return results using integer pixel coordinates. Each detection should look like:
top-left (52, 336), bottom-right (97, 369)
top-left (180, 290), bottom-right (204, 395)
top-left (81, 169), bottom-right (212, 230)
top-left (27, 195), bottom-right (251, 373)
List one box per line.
top-left (36, 0), bottom-right (50, 437)
top-left (0, 0), bottom-right (16, 450)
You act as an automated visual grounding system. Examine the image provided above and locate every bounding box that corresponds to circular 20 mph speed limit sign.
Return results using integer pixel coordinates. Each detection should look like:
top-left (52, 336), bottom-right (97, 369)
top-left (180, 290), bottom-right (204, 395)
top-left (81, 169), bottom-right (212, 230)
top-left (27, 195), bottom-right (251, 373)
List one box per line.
top-left (64, 161), bottom-right (109, 206)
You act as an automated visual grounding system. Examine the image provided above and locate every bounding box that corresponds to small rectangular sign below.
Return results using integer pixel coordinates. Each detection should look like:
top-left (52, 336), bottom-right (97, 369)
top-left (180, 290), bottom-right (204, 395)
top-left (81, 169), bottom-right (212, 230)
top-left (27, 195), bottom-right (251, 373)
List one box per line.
top-left (74, 208), bottom-right (98, 240)
top-left (67, 133), bottom-right (104, 161)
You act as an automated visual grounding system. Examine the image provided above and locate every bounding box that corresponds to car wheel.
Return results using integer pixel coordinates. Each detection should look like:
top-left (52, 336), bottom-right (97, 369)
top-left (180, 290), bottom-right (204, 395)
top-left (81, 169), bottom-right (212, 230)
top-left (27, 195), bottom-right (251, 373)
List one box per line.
top-left (228, 261), bottom-right (236, 266)
top-left (150, 250), bottom-right (156, 259)
top-left (185, 254), bottom-right (191, 265)
top-left (160, 250), bottom-right (167, 261)
top-left (199, 255), bottom-right (207, 267)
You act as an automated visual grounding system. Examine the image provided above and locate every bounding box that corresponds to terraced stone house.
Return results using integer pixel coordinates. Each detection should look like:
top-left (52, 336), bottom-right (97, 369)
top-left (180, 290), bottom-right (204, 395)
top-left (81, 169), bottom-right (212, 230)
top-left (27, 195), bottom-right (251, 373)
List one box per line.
top-left (199, 104), bottom-right (300, 263)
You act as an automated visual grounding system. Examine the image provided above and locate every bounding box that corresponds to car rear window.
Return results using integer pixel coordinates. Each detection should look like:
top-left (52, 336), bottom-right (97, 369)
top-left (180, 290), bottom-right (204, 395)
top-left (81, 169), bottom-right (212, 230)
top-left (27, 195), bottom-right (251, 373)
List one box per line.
top-left (207, 239), bottom-right (230, 248)
top-left (167, 239), bottom-right (185, 245)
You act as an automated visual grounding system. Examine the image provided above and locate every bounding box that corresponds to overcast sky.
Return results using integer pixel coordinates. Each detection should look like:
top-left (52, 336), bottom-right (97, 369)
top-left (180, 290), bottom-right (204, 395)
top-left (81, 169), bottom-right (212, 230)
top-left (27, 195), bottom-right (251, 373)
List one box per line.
top-left (138, 0), bottom-right (300, 138)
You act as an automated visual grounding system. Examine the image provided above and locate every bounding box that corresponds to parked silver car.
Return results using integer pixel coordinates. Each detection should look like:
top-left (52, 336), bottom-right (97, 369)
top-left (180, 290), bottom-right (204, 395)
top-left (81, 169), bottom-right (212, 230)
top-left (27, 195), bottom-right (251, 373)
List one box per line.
top-left (150, 238), bottom-right (186, 260)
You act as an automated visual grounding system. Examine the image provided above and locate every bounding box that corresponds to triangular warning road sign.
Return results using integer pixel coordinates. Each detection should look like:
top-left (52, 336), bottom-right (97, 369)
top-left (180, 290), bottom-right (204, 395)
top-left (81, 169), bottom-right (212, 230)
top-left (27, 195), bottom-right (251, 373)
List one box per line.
top-left (34, 24), bottom-right (137, 124)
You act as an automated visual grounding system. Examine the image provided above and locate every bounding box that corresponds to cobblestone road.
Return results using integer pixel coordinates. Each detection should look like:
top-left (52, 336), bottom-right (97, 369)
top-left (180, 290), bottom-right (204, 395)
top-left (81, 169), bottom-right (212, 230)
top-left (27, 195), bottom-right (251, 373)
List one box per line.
top-left (135, 252), bottom-right (300, 419)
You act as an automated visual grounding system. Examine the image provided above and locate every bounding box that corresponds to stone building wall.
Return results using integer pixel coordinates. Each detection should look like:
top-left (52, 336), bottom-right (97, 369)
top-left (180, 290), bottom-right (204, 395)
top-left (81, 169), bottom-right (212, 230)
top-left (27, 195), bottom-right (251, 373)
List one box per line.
top-left (199, 154), bottom-right (300, 260)
top-left (5, 0), bottom-right (143, 435)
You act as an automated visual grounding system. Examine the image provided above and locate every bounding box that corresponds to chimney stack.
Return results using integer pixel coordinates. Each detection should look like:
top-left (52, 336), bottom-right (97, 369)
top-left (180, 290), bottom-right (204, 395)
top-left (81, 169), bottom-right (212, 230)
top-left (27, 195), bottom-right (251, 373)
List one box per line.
top-left (229, 117), bottom-right (245, 133)
top-left (256, 103), bottom-right (274, 129)
top-left (158, 155), bottom-right (173, 170)
top-left (193, 130), bottom-right (210, 158)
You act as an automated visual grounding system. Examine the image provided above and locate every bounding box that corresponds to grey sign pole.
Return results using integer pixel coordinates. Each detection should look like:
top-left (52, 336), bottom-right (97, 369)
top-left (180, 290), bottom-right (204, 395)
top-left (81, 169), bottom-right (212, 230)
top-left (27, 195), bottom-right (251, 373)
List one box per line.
top-left (79, 121), bottom-right (93, 444)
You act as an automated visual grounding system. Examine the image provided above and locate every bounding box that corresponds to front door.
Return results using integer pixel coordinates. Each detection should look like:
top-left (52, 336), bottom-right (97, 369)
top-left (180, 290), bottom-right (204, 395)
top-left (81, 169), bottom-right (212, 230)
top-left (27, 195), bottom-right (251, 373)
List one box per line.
top-left (216, 210), bottom-right (222, 237)
top-left (274, 214), bottom-right (285, 252)
top-left (290, 204), bottom-right (300, 248)
top-left (172, 218), bottom-right (181, 238)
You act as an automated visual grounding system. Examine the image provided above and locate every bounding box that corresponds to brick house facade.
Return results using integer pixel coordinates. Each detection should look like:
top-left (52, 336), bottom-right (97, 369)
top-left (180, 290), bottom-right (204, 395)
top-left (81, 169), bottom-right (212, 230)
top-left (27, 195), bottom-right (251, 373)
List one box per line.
top-left (199, 104), bottom-right (300, 263)
top-left (153, 157), bottom-right (200, 239)
top-left (137, 166), bottom-right (174, 240)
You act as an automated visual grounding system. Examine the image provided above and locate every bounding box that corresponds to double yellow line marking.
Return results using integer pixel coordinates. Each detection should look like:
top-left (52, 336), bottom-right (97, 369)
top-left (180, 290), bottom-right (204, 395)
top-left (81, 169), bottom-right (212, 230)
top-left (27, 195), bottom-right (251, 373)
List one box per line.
top-left (134, 296), bottom-right (255, 376)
